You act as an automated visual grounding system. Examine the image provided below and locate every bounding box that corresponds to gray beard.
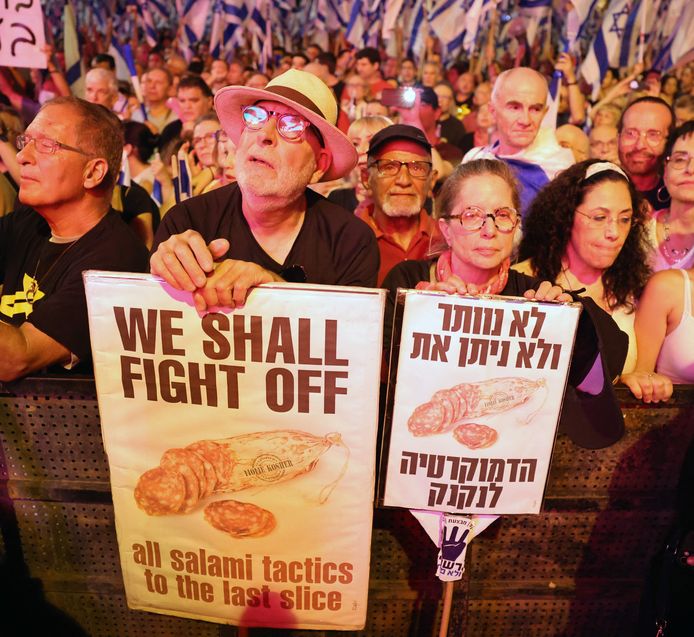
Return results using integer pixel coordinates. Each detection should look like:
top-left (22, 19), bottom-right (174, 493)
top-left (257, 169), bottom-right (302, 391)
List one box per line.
top-left (381, 198), bottom-right (422, 218)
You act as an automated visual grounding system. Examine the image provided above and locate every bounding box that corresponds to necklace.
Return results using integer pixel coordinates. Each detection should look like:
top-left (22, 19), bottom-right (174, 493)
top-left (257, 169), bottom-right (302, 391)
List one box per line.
top-left (661, 213), bottom-right (694, 264)
top-left (27, 239), bottom-right (79, 305)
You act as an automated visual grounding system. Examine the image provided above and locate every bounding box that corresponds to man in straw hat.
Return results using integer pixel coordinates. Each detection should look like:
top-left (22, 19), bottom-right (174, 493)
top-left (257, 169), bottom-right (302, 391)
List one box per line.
top-left (151, 69), bottom-right (379, 310)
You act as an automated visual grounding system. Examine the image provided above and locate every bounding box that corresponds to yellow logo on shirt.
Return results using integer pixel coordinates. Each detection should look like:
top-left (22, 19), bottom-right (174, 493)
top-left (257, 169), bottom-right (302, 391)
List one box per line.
top-left (0, 273), bottom-right (45, 318)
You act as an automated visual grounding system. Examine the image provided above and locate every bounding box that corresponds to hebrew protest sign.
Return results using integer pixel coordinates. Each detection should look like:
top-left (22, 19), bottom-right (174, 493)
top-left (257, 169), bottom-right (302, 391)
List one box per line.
top-left (382, 290), bottom-right (580, 515)
top-left (0, 1), bottom-right (47, 68)
top-left (85, 272), bottom-right (384, 630)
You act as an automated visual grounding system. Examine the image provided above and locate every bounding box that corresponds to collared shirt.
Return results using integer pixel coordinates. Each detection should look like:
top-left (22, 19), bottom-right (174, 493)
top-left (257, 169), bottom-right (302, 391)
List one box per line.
top-left (357, 203), bottom-right (432, 285)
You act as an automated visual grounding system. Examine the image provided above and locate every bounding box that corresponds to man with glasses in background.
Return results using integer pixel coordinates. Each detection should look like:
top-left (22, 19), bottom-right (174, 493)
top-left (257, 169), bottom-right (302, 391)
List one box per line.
top-left (360, 125), bottom-right (437, 285)
top-left (151, 69), bottom-right (379, 310)
top-left (617, 96), bottom-right (675, 211)
top-left (0, 97), bottom-right (148, 381)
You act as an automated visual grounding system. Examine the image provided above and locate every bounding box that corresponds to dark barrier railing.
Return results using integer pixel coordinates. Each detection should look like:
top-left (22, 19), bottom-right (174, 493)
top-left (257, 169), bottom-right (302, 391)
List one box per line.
top-left (1, 377), bottom-right (692, 637)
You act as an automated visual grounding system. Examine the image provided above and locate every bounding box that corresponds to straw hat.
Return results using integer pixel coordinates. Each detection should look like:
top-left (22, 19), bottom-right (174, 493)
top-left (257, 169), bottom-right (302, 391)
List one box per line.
top-left (214, 69), bottom-right (357, 182)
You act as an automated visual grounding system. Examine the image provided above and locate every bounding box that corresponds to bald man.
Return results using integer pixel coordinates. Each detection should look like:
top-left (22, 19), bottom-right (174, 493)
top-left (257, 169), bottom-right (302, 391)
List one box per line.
top-left (556, 124), bottom-right (590, 163)
top-left (464, 67), bottom-right (574, 216)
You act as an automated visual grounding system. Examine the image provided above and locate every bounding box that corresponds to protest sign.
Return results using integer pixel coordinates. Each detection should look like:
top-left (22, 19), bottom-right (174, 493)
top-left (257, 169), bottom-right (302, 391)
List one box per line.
top-left (382, 290), bottom-right (580, 515)
top-left (84, 272), bottom-right (385, 630)
top-left (0, 1), bottom-right (47, 68)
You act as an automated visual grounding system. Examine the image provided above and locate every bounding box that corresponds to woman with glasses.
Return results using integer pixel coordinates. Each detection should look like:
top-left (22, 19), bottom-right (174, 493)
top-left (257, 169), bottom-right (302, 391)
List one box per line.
top-left (516, 160), bottom-right (651, 373)
top-left (620, 123), bottom-right (694, 401)
top-left (383, 159), bottom-right (571, 299)
top-left (382, 159), bottom-right (630, 449)
top-left (648, 121), bottom-right (694, 272)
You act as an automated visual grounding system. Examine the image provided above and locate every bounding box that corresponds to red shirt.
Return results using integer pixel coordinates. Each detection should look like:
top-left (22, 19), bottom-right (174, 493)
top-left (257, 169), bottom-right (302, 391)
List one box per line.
top-left (357, 204), bottom-right (433, 285)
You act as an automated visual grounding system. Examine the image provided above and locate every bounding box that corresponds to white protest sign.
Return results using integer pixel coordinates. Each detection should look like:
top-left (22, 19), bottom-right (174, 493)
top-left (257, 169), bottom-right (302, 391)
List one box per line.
top-left (0, 1), bottom-right (47, 68)
top-left (383, 290), bottom-right (580, 515)
top-left (84, 272), bottom-right (385, 631)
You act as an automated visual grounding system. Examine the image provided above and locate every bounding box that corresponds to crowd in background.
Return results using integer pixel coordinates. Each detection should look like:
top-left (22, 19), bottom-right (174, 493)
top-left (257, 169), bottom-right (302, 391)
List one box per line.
top-left (0, 7), bottom-right (694, 401)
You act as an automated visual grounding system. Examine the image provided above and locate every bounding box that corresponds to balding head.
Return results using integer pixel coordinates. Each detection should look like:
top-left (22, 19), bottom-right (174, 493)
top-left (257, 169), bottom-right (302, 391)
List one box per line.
top-left (490, 67), bottom-right (548, 154)
top-left (556, 124), bottom-right (589, 162)
top-left (589, 125), bottom-right (619, 162)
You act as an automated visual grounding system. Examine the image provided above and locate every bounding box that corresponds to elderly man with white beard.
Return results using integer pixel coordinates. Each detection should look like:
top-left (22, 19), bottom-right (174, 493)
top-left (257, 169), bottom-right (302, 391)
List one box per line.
top-left (359, 125), bottom-right (438, 285)
top-left (150, 70), bottom-right (379, 309)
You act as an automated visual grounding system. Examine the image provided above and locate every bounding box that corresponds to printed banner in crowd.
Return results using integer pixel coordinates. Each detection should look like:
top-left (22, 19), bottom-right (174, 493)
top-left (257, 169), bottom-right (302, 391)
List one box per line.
top-left (382, 290), bottom-right (580, 515)
top-left (84, 272), bottom-right (385, 630)
top-left (0, 1), bottom-right (47, 68)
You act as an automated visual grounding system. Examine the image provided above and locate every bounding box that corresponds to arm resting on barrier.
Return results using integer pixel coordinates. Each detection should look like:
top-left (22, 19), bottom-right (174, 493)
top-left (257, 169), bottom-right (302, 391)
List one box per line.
top-left (0, 321), bottom-right (71, 382)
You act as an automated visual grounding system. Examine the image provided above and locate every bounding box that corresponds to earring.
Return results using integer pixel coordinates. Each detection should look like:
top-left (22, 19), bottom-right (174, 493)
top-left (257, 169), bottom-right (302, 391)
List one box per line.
top-left (657, 185), bottom-right (670, 203)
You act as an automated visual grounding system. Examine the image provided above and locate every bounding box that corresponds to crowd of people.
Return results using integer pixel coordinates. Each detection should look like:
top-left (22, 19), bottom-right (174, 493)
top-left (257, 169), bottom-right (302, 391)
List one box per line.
top-left (1, 30), bottom-right (694, 411)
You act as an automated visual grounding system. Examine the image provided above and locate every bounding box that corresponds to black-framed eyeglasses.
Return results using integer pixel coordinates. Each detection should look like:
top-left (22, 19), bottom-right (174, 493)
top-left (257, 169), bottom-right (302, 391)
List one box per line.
top-left (16, 133), bottom-right (90, 156)
top-left (242, 104), bottom-right (318, 144)
top-left (666, 152), bottom-right (694, 172)
top-left (367, 159), bottom-right (433, 179)
top-left (441, 206), bottom-right (519, 233)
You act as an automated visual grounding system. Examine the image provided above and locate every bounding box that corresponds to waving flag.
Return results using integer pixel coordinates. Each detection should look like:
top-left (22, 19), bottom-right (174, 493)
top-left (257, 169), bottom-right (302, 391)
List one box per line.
top-left (177, 0), bottom-right (211, 62)
top-left (64, 0), bottom-right (85, 97)
top-left (580, 0), bottom-right (634, 99)
top-left (652, 1), bottom-right (694, 71)
top-left (138, 0), bottom-right (158, 48)
top-left (222, 0), bottom-right (249, 55)
top-left (346, 0), bottom-right (383, 48)
top-left (210, 0), bottom-right (225, 59)
top-left (519, 0), bottom-right (552, 47)
top-left (405, 0), bottom-right (427, 63)
top-left (249, 0), bottom-right (273, 72)
top-left (562, 0), bottom-right (599, 55)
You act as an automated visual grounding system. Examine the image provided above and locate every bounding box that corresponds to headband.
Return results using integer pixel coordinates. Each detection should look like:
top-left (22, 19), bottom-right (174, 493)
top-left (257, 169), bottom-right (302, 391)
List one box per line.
top-left (583, 161), bottom-right (629, 182)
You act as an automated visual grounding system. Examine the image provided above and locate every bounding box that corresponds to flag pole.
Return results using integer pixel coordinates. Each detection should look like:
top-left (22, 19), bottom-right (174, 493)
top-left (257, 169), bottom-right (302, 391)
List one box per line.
top-left (638, 0), bottom-right (648, 64)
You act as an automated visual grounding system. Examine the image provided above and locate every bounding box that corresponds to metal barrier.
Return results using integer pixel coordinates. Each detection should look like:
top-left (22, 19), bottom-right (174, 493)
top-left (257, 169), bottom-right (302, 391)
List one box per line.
top-left (1, 377), bottom-right (692, 636)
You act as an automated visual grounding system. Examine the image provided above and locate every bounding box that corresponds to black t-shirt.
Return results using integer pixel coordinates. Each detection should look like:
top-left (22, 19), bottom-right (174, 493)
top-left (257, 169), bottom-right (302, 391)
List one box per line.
top-left (0, 206), bottom-right (149, 366)
top-left (152, 183), bottom-right (380, 287)
top-left (438, 117), bottom-right (473, 156)
top-left (113, 181), bottom-right (161, 229)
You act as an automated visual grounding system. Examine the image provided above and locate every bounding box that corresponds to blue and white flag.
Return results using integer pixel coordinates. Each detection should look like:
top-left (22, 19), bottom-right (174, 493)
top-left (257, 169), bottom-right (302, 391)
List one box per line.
top-left (405, 0), bottom-right (427, 63)
top-left (222, 0), bottom-right (249, 56)
top-left (580, 0), bottom-right (634, 99)
top-left (64, 0), bottom-right (85, 97)
top-left (111, 41), bottom-right (147, 121)
top-left (137, 0), bottom-right (158, 48)
top-left (652, 1), bottom-right (694, 72)
top-left (562, 0), bottom-right (599, 55)
top-left (326, 0), bottom-right (350, 30)
top-left (248, 0), bottom-right (273, 73)
top-left (519, 0), bottom-right (552, 47)
top-left (177, 0), bottom-right (211, 62)
top-left (210, 0), bottom-right (225, 59)
top-left (148, 0), bottom-right (170, 20)
top-left (151, 178), bottom-right (163, 208)
top-left (346, 0), bottom-right (383, 48)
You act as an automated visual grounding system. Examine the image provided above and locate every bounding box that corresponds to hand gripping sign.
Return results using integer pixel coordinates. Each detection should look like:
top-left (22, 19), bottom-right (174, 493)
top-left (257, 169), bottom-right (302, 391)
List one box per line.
top-left (84, 272), bottom-right (384, 631)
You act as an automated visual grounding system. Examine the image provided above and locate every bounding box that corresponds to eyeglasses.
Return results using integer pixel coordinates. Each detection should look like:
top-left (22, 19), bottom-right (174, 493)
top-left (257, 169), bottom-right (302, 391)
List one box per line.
top-left (589, 139), bottom-right (617, 150)
top-left (441, 206), bottom-right (519, 233)
top-left (242, 104), bottom-right (315, 143)
top-left (368, 159), bottom-right (433, 179)
top-left (16, 133), bottom-right (90, 156)
top-left (666, 152), bottom-right (694, 171)
top-left (192, 131), bottom-right (219, 146)
top-left (619, 128), bottom-right (665, 147)
top-left (576, 208), bottom-right (633, 228)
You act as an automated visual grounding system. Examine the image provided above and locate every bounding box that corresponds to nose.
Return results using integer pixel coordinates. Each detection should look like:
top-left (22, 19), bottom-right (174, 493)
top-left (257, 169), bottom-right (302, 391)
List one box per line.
top-left (395, 163), bottom-right (413, 185)
top-left (518, 108), bottom-right (531, 125)
top-left (480, 215), bottom-right (497, 238)
top-left (16, 138), bottom-right (33, 164)
top-left (604, 217), bottom-right (619, 239)
top-left (634, 131), bottom-right (648, 151)
top-left (256, 116), bottom-right (278, 145)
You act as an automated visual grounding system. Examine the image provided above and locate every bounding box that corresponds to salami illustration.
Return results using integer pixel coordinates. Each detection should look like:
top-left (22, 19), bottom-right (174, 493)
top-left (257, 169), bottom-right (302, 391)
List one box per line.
top-left (407, 377), bottom-right (548, 448)
top-left (135, 430), bottom-right (349, 537)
